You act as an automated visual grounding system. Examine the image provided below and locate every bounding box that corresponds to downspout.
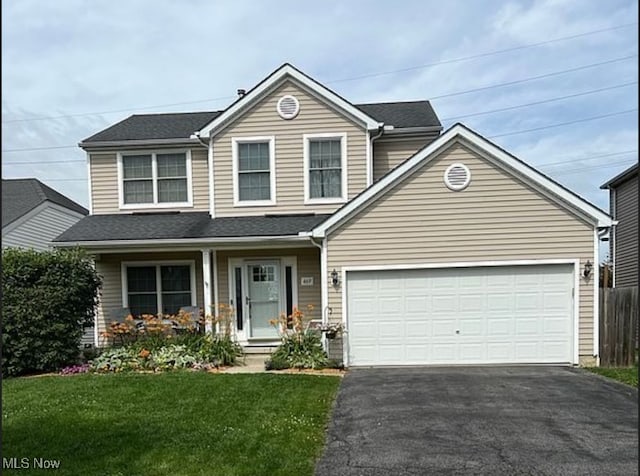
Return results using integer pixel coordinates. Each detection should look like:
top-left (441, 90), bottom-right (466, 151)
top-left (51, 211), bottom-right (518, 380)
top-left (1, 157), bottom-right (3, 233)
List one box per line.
top-left (309, 236), bottom-right (329, 351)
top-left (193, 132), bottom-right (214, 218)
top-left (368, 126), bottom-right (384, 185)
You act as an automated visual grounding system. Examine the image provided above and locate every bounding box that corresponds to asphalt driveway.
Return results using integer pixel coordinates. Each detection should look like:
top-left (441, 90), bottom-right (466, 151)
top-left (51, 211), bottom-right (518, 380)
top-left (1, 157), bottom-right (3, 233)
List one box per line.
top-left (316, 367), bottom-right (638, 475)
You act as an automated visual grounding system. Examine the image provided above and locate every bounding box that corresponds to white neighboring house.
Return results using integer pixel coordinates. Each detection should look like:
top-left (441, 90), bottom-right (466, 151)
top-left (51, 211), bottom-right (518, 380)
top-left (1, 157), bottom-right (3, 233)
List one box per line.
top-left (2, 178), bottom-right (93, 349)
top-left (2, 178), bottom-right (89, 250)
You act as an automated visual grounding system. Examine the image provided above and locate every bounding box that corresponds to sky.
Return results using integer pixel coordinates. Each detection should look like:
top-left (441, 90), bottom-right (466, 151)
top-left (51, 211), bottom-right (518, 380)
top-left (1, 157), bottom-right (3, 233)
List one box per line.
top-left (2, 0), bottom-right (638, 260)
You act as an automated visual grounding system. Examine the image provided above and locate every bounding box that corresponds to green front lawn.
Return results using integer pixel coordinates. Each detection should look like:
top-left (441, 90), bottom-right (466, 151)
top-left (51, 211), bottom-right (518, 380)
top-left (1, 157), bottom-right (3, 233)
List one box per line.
top-left (2, 373), bottom-right (341, 476)
top-left (585, 366), bottom-right (638, 387)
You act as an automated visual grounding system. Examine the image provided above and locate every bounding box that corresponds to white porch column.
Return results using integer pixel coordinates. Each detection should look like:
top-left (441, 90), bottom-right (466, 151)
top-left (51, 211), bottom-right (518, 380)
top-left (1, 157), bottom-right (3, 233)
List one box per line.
top-left (212, 249), bottom-right (220, 334)
top-left (201, 249), bottom-right (213, 333)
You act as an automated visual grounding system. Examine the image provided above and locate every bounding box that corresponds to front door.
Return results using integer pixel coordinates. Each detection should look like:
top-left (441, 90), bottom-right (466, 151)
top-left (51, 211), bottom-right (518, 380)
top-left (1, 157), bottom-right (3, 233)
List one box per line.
top-left (246, 261), bottom-right (281, 339)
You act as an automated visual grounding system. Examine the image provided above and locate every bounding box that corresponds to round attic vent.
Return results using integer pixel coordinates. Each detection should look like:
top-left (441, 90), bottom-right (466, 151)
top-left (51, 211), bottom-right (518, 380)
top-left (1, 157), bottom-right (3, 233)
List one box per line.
top-left (444, 163), bottom-right (471, 191)
top-left (277, 95), bottom-right (300, 119)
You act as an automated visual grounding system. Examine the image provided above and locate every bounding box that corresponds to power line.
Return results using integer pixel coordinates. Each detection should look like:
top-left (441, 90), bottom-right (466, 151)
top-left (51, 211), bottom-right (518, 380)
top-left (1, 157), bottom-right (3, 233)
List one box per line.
top-left (487, 109), bottom-right (638, 139)
top-left (440, 81), bottom-right (637, 121)
top-left (10, 52), bottom-right (631, 130)
top-left (2, 23), bottom-right (637, 125)
top-left (430, 54), bottom-right (637, 101)
top-left (1, 94), bottom-right (236, 124)
top-left (36, 157), bottom-right (638, 183)
top-left (3, 158), bottom-right (85, 165)
top-left (2, 107), bottom-right (637, 155)
top-left (2, 145), bottom-right (78, 153)
top-left (549, 159), bottom-right (637, 175)
top-left (536, 150), bottom-right (638, 167)
top-left (327, 22), bottom-right (638, 83)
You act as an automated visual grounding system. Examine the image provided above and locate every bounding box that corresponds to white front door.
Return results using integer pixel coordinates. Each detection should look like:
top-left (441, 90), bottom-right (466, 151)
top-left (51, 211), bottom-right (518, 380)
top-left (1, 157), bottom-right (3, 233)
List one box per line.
top-left (246, 261), bottom-right (282, 339)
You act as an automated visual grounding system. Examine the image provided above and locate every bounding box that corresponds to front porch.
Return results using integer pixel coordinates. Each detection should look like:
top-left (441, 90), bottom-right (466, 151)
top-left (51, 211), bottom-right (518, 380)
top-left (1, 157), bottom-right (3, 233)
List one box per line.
top-left (91, 246), bottom-right (322, 351)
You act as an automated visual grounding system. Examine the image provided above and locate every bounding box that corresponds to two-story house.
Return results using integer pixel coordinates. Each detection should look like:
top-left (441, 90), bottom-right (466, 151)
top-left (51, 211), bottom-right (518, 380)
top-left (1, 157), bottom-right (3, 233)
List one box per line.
top-left (600, 164), bottom-right (638, 288)
top-left (55, 64), bottom-right (613, 367)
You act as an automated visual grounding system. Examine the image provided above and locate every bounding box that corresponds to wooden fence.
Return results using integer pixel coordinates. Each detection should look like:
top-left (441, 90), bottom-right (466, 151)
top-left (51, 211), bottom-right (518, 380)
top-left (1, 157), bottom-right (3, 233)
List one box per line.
top-left (599, 286), bottom-right (638, 367)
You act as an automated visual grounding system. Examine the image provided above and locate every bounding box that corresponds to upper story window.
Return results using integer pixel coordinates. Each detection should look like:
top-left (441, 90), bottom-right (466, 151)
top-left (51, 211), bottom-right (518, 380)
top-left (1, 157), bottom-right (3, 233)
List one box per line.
top-left (304, 133), bottom-right (347, 204)
top-left (232, 136), bottom-right (276, 206)
top-left (118, 150), bottom-right (192, 209)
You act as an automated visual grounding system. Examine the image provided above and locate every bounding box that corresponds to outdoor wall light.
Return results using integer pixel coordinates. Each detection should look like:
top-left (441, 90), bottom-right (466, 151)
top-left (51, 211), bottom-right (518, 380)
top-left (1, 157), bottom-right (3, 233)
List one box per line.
top-left (331, 269), bottom-right (340, 286)
top-left (583, 260), bottom-right (593, 278)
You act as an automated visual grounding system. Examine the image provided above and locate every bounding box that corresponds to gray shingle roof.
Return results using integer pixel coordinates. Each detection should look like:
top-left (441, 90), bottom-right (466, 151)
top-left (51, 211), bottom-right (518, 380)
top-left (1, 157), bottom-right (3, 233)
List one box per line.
top-left (600, 163), bottom-right (638, 189)
top-left (357, 101), bottom-right (441, 130)
top-left (2, 178), bottom-right (89, 228)
top-left (54, 212), bottom-right (331, 243)
top-left (82, 111), bottom-right (222, 143)
top-left (80, 101), bottom-right (441, 144)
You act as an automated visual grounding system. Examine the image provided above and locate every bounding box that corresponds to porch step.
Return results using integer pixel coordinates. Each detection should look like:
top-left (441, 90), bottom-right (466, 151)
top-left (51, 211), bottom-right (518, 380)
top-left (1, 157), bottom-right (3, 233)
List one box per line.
top-left (243, 346), bottom-right (277, 355)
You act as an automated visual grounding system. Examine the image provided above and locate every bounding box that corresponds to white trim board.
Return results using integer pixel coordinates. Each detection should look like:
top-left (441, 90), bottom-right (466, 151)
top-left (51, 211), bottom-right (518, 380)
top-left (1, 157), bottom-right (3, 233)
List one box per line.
top-left (312, 124), bottom-right (613, 237)
top-left (195, 64), bottom-right (382, 138)
top-left (120, 260), bottom-right (197, 315)
top-left (303, 132), bottom-right (348, 205)
top-left (340, 259), bottom-right (580, 366)
top-left (116, 149), bottom-right (193, 210)
top-left (231, 136), bottom-right (277, 207)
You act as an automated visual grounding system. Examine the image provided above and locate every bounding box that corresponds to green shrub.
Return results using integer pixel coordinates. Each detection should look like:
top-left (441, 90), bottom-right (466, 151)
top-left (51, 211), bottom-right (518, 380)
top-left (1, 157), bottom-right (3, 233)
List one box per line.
top-left (2, 248), bottom-right (101, 377)
top-left (264, 354), bottom-right (290, 371)
top-left (268, 307), bottom-right (329, 370)
top-left (198, 335), bottom-right (244, 366)
top-left (91, 347), bottom-right (143, 373)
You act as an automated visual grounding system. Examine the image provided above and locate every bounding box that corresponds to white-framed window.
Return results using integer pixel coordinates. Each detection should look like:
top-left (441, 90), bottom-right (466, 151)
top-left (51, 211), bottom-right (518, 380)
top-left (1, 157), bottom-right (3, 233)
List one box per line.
top-left (117, 150), bottom-right (193, 209)
top-left (232, 136), bottom-right (276, 206)
top-left (303, 133), bottom-right (348, 204)
top-left (121, 261), bottom-right (197, 317)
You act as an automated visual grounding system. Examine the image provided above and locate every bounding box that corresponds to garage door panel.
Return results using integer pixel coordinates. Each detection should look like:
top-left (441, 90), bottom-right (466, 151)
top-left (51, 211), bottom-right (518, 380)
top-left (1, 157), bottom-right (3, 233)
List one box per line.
top-left (347, 264), bottom-right (574, 366)
top-left (459, 343), bottom-right (485, 361)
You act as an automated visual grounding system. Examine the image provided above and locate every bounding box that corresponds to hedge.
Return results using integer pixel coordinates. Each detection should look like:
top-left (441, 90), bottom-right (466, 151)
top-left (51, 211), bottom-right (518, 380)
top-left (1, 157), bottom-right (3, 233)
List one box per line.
top-left (2, 248), bottom-right (102, 377)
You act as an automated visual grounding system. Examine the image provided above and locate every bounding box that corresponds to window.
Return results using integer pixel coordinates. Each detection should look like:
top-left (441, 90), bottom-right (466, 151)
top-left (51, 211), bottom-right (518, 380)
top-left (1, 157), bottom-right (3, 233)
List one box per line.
top-left (119, 151), bottom-right (191, 207)
top-left (232, 137), bottom-right (275, 206)
top-left (304, 133), bottom-right (347, 203)
top-left (124, 262), bottom-right (195, 317)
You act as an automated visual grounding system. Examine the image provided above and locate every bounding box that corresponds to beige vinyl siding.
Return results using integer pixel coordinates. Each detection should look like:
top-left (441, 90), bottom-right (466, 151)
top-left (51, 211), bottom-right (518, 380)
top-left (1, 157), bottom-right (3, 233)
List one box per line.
top-left (2, 205), bottom-right (85, 251)
top-left (213, 81), bottom-right (367, 216)
top-left (89, 148), bottom-right (209, 214)
top-left (94, 252), bottom-right (204, 345)
top-left (613, 175), bottom-right (638, 286)
top-left (326, 142), bottom-right (596, 358)
top-left (216, 248), bottom-right (321, 322)
top-left (372, 136), bottom-right (438, 182)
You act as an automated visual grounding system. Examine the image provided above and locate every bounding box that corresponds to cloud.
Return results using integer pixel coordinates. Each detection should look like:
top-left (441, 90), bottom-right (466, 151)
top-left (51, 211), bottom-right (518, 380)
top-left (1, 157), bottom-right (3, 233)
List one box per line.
top-left (2, 0), bottom-right (638, 214)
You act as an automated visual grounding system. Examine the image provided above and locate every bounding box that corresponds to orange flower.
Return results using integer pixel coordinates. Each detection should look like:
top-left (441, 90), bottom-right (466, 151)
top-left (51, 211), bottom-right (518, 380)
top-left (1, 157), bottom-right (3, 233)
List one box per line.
top-left (139, 349), bottom-right (150, 359)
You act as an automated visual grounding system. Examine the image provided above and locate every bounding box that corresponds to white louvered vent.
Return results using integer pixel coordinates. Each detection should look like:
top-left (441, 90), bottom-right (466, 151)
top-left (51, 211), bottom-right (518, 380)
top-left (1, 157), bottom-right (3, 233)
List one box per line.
top-left (277, 95), bottom-right (300, 119)
top-left (444, 163), bottom-right (471, 191)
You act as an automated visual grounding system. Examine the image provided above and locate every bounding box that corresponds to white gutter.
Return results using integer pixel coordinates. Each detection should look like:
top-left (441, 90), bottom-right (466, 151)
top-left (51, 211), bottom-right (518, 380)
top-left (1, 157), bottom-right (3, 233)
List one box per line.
top-left (54, 235), bottom-right (311, 248)
top-left (80, 138), bottom-right (200, 149)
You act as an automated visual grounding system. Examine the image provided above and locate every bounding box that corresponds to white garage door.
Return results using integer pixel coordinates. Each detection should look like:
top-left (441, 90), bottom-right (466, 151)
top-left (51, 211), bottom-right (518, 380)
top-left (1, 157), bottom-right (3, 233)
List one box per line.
top-left (346, 265), bottom-right (574, 366)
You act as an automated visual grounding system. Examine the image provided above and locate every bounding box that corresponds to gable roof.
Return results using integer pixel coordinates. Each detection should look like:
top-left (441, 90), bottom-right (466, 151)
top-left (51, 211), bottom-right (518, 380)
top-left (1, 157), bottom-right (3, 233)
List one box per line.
top-left (600, 163), bottom-right (638, 189)
top-left (195, 63), bottom-right (384, 137)
top-left (311, 123), bottom-right (613, 237)
top-left (78, 101), bottom-right (441, 145)
top-left (2, 178), bottom-right (88, 228)
top-left (54, 212), bottom-right (330, 245)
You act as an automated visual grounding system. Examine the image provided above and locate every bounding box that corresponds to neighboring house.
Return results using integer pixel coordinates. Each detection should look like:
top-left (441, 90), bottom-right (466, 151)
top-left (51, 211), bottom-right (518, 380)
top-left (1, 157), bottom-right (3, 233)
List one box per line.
top-left (53, 63), bottom-right (613, 366)
top-left (601, 164), bottom-right (638, 287)
top-left (2, 178), bottom-right (88, 250)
